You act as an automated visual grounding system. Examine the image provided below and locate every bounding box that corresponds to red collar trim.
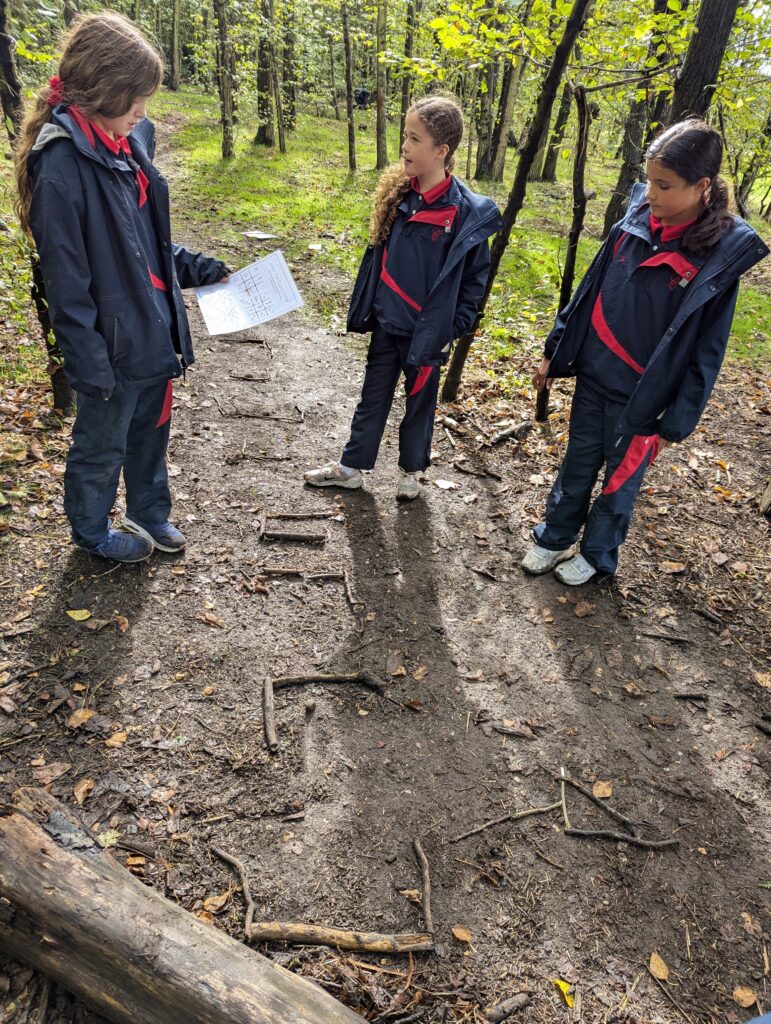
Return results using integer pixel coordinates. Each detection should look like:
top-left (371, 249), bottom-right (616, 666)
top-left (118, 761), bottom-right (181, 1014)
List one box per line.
top-left (68, 107), bottom-right (147, 207)
top-left (649, 211), bottom-right (698, 243)
top-left (409, 174), bottom-right (452, 206)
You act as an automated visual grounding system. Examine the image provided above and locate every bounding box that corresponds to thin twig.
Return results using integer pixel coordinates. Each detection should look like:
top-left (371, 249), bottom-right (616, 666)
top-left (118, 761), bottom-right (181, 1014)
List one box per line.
top-left (565, 828), bottom-right (678, 850)
top-left (451, 801), bottom-right (561, 843)
top-left (413, 838), bottom-right (434, 934)
top-left (646, 967), bottom-right (696, 1024)
top-left (560, 768), bottom-right (572, 830)
top-left (211, 844), bottom-right (257, 938)
top-left (560, 775), bottom-right (637, 836)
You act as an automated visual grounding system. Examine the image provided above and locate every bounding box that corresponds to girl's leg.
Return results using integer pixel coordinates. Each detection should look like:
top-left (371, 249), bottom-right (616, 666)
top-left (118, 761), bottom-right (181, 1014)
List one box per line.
top-left (580, 431), bottom-right (660, 575)
top-left (533, 378), bottom-right (607, 551)
top-left (398, 358), bottom-right (441, 473)
top-left (64, 389), bottom-right (138, 549)
top-left (124, 380), bottom-right (173, 527)
top-left (341, 326), bottom-right (403, 470)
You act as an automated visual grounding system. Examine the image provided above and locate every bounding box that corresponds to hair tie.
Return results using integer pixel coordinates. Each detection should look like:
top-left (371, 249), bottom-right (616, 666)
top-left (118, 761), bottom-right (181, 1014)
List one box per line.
top-left (47, 75), bottom-right (66, 108)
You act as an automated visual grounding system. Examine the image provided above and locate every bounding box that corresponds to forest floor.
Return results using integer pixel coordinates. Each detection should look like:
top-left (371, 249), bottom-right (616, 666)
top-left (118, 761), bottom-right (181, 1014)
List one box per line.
top-left (0, 102), bottom-right (770, 1024)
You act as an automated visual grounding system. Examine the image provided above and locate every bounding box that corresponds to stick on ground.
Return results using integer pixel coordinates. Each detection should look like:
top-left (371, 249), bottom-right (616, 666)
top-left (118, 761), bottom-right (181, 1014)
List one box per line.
top-left (412, 838), bottom-right (434, 935)
top-left (247, 921), bottom-right (433, 953)
top-left (451, 801), bottom-right (561, 843)
top-left (211, 844), bottom-right (257, 938)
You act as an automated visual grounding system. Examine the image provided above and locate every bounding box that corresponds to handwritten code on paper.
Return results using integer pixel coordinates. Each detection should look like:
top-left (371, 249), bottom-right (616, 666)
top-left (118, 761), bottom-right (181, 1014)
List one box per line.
top-left (195, 250), bottom-right (304, 335)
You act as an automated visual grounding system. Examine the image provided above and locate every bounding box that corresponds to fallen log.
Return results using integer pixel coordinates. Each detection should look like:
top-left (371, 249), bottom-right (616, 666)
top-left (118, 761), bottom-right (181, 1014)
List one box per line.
top-left (0, 789), bottom-right (362, 1024)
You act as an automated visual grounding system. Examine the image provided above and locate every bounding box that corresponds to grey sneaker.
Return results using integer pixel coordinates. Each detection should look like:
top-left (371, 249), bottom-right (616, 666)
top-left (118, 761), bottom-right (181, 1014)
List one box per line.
top-left (553, 553), bottom-right (597, 586)
top-left (521, 544), bottom-right (574, 575)
top-left (304, 462), bottom-right (363, 489)
top-left (396, 470), bottom-right (420, 501)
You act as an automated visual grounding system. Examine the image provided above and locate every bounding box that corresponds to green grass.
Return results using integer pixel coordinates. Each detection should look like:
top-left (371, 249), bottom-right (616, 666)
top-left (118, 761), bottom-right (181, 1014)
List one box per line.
top-left (1, 85), bottom-right (769, 391)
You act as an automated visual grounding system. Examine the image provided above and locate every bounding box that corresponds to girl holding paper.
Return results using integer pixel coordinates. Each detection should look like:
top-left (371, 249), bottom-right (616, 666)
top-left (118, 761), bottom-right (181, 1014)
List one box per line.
top-left (15, 13), bottom-right (229, 562)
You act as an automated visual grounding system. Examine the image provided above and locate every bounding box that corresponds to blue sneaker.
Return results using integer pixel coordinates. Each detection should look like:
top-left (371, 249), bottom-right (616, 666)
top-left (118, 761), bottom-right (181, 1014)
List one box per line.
top-left (122, 517), bottom-right (186, 553)
top-left (83, 528), bottom-right (153, 563)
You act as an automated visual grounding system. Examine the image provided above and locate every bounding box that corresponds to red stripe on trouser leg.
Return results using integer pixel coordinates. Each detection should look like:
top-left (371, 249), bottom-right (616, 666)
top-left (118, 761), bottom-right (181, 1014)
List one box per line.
top-left (156, 380), bottom-right (173, 428)
top-left (602, 434), bottom-right (659, 495)
top-left (409, 366), bottom-right (434, 397)
top-left (591, 294), bottom-right (645, 376)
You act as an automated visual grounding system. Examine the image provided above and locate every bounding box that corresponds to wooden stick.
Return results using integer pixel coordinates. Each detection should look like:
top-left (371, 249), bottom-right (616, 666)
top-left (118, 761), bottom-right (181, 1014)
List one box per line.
top-left (489, 421), bottom-right (533, 446)
top-left (484, 992), bottom-right (531, 1022)
top-left (560, 775), bottom-right (637, 836)
top-left (565, 828), bottom-right (678, 850)
top-left (268, 511), bottom-right (341, 521)
top-left (451, 801), bottom-right (561, 843)
top-left (264, 673), bottom-right (385, 753)
top-left (262, 529), bottom-right (326, 544)
top-left (343, 568), bottom-right (363, 612)
top-left (247, 921), bottom-right (433, 953)
top-left (211, 844), bottom-right (257, 938)
top-left (412, 839), bottom-right (434, 934)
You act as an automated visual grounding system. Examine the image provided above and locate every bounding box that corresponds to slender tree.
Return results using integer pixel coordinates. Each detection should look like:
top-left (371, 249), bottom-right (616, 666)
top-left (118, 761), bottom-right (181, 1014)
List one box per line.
top-left (541, 81), bottom-right (571, 182)
top-left (342, 0), bottom-right (356, 171)
top-left (442, 0), bottom-right (594, 400)
top-left (170, 0), bottom-right (181, 91)
top-left (328, 34), bottom-right (341, 120)
top-left (375, 0), bottom-right (388, 169)
top-left (669, 0), bottom-right (741, 122)
top-left (283, 4), bottom-right (297, 129)
top-left (213, 0), bottom-right (235, 158)
top-left (0, 0), bottom-right (22, 143)
top-left (399, 0), bottom-right (420, 141)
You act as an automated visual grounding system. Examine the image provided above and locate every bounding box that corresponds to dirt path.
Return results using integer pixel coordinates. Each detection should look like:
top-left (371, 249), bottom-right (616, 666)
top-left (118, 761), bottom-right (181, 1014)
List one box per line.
top-left (1, 116), bottom-right (769, 1024)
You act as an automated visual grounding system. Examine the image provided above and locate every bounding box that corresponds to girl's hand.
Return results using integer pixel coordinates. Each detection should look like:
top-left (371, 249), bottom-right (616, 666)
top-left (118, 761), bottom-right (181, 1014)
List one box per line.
top-left (658, 437), bottom-right (673, 450)
top-left (533, 357), bottom-right (551, 391)
top-left (218, 274), bottom-right (230, 284)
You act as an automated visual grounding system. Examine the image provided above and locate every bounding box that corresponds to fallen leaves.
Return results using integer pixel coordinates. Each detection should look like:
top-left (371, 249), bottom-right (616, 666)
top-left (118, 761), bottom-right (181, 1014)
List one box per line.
top-left (658, 561), bottom-right (687, 575)
top-left (574, 599), bottom-right (596, 618)
top-left (198, 611), bottom-right (226, 628)
top-left (754, 671), bottom-right (771, 689)
top-left (73, 778), bottom-right (94, 805)
top-left (66, 708), bottom-right (96, 730)
top-left (451, 925), bottom-right (473, 944)
top-left (66, 609), bottom-right (92, 622)
top-left (648, 951), bottom-right (669, 981)
top-left (105, 731), bottom-right (128, 749)
top-left (592, 780), bottom-right (613, 799)
top-left (552, 979), bottom-right (574, 1008)
top-left (732, 986), bottom-right (757, 1009)
top-left (32, 761), bottom-right (72, 785)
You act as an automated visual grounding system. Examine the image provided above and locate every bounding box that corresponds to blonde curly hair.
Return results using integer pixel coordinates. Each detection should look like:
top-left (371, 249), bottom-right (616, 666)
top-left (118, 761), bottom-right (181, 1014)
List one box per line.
top-left (369, 95), bottom-right (464, 245)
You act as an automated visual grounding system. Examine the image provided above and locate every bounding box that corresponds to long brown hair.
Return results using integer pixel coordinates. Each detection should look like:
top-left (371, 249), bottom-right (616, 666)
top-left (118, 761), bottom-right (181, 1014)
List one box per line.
top-left (645, 119), bottom-right (733, 257)
top-left (370, 95), bottom-right (464, 245)
top-left (14, 12), bottom-right (163, 234)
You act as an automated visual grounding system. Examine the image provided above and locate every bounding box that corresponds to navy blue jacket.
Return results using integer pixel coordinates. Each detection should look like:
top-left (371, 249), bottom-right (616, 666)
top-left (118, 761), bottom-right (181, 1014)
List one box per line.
top-left (27, 109), bottom-right (227, 398)
top-left (347, 176), bottom-right (502, 367)
top-left (546, 183), bottom-right (769, 441)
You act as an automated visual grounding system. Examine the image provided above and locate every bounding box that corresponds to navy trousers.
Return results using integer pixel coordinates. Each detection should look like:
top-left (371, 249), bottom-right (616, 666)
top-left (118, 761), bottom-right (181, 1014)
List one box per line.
top-left (64, 380), bottom-right (173, 550)
top-left (534, 377), bottom-right (660, 575)
top-left (341, 324), bottom-right (440, 474)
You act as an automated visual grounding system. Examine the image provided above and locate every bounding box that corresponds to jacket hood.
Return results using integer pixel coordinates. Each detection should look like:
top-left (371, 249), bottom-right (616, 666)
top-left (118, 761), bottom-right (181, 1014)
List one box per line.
top-left (28, 107), bottom-right (155, 175)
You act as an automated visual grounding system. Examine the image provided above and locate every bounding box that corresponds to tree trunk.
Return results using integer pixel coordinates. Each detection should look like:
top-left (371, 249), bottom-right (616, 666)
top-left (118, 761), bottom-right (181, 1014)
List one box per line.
top-left (255, 19), bottom-right (275, 147)
top-left (558, 85), bottom-right (590, 308)
top-left (0, 0), bottom-right (23, 143)
top-left (465, 70), bottom-right (480, 180)
top-left (541, 81), bottom-right (571, 182)
top-left (342, 0), bottom-right (356, 171)
top-left (375, 0), bottom-right (388, 169)
top-left (474, 43), bottom-right (499, 179)
top-left (399, 0), bottom-right (420, 141)
top-left (0, 789), bottom-right (362, 1024)
top-left (442, 0), bottom-right (593, 401)
top-left (282, 4), bottom-right (297, 129)
top-left (213, 0), bottom-right (235, 158)
top-left (738, 109), bottom-right (771, 211)
top-left (488, 47), bottom-right (525, 182)
top-left (170, 0), bottom-right (181, 90)
top-left (133, 0), bottom-right (141, 22)
top-left (526, 98), bottom-right (552, 182)
top-left (603, 0), bottom-right (669, 235)
top-left (669, 0), bottom-right (741, 122)
top-left (328, 35), bottom-right (341, 120)
top-left (270, 37), bottom-right (286, 153)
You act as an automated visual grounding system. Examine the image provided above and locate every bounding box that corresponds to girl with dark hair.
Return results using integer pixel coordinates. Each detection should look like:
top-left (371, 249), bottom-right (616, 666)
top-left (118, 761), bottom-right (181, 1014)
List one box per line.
top-left (304, 95), bottom-right (502, 500)
top-left (15, 12), bottom-right (229, 562)
top-left (520, 118), bottom-right (768, 585)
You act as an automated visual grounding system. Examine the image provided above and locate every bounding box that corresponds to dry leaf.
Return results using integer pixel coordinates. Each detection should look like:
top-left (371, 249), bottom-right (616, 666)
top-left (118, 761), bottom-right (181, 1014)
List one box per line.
top-left (390, 665), bottom-right (407, 677)
top-left (105, 731), bottom-right (127, 749)
top-left (658, 561), bottom-right (687, 574)
top-left (199, 612), bottom-right (226, 628)
top-left (399, 889), bottom-right (421, 904)
top-left (114, 615), bottom-right (129, 633)
top-left (413, 665), bottom-right (428, 681)
top-left (541, 607), bottom-right (554, 624)
top-left (575, 600), bottom-right (596, 618)
top-left (592, 780), bottom-right (613, 799)
top-left (73, 778), bottom-right (94, 805)
top-left (203, 892), bottom-right (230, 914)
top-left (649, 951), bottom-right (669, 981)
top-left (66, 609), bottom-right (92, 621)
top-left (451, 925), bottom-right (473, 944)
top-left (32, 761), bottom-right (71, 785)
top-left (732, 986), bottom-right (757, 1009)
top-left (434, 479), bottom-right (459, 490)
top-left (553, 979), bottom-right (574, 1008)
top-left (754, 671), bottom-right (771, 689)
top-left (740, 912), bottom-right (761, 938)
top-left (623, 681), bottom-right (645, 697)
top-left (66, 708), bottom-right (96, 729)
top-left (202, 686), bottom-right (215, 696)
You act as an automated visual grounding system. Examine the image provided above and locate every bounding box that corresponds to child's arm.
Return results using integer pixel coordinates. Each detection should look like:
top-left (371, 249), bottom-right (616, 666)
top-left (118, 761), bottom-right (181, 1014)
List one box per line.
top-left (172, 245), bottom-right (230, 289)
top-left (29, 176), bottom-right (115, 399)
top-left (452, 240), bottom-right (491, 340)
top-left (657, 280), bottom-right (740, 443)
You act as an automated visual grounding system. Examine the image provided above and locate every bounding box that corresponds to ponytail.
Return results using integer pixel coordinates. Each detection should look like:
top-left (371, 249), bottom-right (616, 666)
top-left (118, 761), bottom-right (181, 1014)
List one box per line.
top-left (681, 174), bottom-right (732, 258)
top-left (369, 164), bottom-right (411, 245)
top-left (14, 90), bottom-right (55, 237)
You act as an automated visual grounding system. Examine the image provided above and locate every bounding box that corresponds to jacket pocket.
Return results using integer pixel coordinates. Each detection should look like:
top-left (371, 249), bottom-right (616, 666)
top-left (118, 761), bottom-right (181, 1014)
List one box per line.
top-left (109, 317), bottom-right (124, 366)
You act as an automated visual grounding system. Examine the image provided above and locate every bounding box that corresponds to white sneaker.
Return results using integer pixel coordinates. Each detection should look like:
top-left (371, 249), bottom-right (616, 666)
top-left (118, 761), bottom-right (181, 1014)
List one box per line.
top-left (521, 544), bottom-right (574, 575)
top-left (396, 470), bottom-right (420, 501)
top-left (553, 553), bottom-right (597, 586)
top-left (304, 462), bottom-right (363, 489)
